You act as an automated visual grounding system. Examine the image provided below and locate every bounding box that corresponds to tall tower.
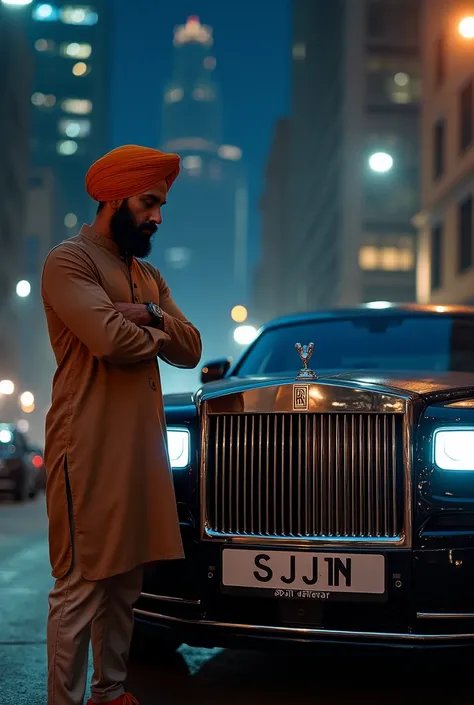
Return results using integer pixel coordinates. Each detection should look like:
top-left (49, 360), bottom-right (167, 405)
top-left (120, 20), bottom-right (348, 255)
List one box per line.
top-left (163, 16), bottom-right (222, 149)
top-left (153, 16), bottom-right (248, 395)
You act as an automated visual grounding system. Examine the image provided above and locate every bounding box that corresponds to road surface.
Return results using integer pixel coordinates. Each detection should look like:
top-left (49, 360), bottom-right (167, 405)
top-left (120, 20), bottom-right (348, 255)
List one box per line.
top-left (0, 495), bottom-right (473, 705)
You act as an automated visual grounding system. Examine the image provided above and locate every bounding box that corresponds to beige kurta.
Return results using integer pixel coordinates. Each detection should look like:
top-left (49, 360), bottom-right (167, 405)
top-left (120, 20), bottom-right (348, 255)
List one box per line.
top-left (41, 225), bottom-right (202, 581)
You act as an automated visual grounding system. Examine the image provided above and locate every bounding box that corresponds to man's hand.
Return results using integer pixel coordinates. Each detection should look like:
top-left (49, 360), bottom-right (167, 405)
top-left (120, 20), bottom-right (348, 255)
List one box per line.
top-left (114, 302), bottom-right (152, 326)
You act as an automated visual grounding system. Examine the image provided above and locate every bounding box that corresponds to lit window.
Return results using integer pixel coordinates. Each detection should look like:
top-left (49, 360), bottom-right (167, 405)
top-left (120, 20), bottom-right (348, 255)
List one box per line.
top-left (164, 87), bottom-right (183, 104)
top-left (182, 155), bottom-right (202, 170)
top-left (218, 145), bottom-right (242, 161)
top-left (61, 98), bottom-right (92, 115)
top-left (72, 61), bottom-right (90, 76)
top-left (31, 92), bottom-right (56, 107)
top-left (34, 38), bottom-right (56, 52)
top-left (359, 246), bottom-right (379, 270)
top-left (57, 140), bottom-right (78, 156)
top-left (60, 6), bottom-right (98, 25)
top-left (380, 247), bottom-right (399, 270)
top-left (399, 248), bottom-right (415, 270)
top-left (192, 86), bottom-right (214, 101)
top-left (359, 245), bottom-right (415, 271)
top-left (204, 56), bottom-right (216, 70)
top-left (32, 3), bottom-right (58, 21)
top-left (64, 213), bottom-right (78, 228)
top-left (165, 247), bottom-right (192, 269)
top-left (59, 118), bottom-right (91, 138)
top-left (60, 42), bottom-right (92, 59)
top-left (292, 42), bottom-right (306, 60)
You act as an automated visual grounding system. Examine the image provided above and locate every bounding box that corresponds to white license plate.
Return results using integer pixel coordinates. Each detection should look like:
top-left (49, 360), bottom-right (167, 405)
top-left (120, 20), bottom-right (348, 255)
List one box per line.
top-left (222, 549), bottom-right (385, 594)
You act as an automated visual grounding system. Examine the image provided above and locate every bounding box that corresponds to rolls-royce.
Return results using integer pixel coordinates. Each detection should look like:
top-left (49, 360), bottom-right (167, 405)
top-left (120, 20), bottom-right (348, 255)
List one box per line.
top-left (133, 304), bottom-right (474, 650)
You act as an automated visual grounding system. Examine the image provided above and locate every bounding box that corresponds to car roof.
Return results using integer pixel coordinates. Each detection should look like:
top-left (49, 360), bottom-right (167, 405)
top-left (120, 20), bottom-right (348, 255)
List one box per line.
top-left (260, 303), bottom-right (474, 332)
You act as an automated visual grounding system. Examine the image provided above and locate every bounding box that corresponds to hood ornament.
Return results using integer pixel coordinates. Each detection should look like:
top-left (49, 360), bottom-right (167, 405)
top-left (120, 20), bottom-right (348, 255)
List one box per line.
top-left (295, 342), bottom-right (317, 379)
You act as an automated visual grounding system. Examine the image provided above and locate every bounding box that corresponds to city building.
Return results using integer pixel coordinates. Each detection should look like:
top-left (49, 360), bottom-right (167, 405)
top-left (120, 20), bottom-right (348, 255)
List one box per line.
top-left (252, 118), bottom-right (290, 326)
top-left (0, 2), bottom-right (31, 407)
top-left (154, 16), bottom-right (248, 393)
top-left (416, 1), bottom-right (474, 306)
top-left (4, 0), bottom-right (109, 242)
top-left (262, 0), bottom-right (420, 318)
top-left (16, 168), bottom-right (61, 443)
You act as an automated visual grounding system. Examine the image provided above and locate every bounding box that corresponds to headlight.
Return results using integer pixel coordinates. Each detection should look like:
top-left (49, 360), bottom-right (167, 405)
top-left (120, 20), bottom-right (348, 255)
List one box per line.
top-left (167, 428), bottom-right (191, 469)
top-left (434, 428), bottom-right (474, 470)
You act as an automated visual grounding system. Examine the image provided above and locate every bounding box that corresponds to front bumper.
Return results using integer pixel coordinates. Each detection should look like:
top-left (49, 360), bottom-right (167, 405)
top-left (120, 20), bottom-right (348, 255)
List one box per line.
top-left (134, 608), bottom-right (474, 649)
top-left (133, 541), bottom-right (474, 649)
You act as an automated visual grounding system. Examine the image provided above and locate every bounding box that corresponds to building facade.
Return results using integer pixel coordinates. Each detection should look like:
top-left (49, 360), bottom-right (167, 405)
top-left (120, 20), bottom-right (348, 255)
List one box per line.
top-left (416, 0), bottom-right (474, 306)
top-left (252, 118), bottom-right (290, 326)
top-left (9, 1), bottom-right (109, 242)
top-left (154, 17), bottom-right (248, 393)
top-left (0, 2), bottom-right (31, 395)
top-left (273, 0), bottom-right (420, 317)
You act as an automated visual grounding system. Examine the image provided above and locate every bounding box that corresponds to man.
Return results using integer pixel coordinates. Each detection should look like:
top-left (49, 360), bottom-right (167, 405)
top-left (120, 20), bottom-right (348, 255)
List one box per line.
top-left (41, 145), bottom-right (202, 705)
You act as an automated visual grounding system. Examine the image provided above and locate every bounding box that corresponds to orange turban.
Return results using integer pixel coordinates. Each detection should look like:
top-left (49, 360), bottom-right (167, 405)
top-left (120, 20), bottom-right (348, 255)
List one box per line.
top-left (85, 145), bottom-right (180, 202)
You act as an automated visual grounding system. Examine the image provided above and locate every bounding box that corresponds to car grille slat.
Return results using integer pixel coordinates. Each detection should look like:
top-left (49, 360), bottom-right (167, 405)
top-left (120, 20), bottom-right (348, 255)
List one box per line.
top-left (206, 412), bottom-right (404, 540)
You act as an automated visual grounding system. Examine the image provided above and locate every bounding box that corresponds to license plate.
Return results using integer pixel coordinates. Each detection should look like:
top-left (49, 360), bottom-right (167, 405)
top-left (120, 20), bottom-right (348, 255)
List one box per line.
top-left (222, 549), bottom-right (385, 596)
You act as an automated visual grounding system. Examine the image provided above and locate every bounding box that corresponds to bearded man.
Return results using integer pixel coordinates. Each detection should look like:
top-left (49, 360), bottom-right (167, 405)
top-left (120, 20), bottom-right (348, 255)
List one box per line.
top-left (41, 145), bottom-right (202, 705)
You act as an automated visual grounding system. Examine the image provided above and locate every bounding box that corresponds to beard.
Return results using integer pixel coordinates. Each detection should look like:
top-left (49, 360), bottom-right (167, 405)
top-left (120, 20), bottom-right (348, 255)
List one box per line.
top-left (110, 200), bottom-right (157, 259)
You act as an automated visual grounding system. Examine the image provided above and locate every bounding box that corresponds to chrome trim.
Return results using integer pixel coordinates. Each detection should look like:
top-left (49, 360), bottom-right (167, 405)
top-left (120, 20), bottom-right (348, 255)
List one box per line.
top-left (417, 612), bottom-right (474, 620)
top-left (200, 383), bottom-right (412, 549)
top-left (140, 593), bottom-right (201, 606)
top-left (133, 609), bottom-right (474, 642)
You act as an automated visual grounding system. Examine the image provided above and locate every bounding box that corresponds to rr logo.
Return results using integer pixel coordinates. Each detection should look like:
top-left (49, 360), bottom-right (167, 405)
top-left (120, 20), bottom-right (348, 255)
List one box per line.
top-left (293, 385), bottom-right (309, 411)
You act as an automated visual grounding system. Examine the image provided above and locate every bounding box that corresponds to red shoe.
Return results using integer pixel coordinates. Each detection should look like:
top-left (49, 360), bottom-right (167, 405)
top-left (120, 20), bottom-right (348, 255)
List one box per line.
top-left (87, 693), bottom-right (139, 705)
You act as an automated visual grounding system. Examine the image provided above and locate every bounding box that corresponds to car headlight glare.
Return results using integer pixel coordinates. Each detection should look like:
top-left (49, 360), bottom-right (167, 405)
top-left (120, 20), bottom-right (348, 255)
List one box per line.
top-left (167, 428), bottom-right (190, 469)
top-left (434, 429), bottom-right (474, 470)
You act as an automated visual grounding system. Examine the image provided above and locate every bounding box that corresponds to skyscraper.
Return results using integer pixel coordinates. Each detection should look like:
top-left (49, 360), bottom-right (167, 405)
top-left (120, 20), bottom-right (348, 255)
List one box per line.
top-left (154, 16), bottom-right (248, 393)
top-left (7, 0), bottom-right (109, 242)
top-left (415, 0), bottom-right (474, 306)
top-left (0, 2), bottom-right (31, 394)
top-left (256, 0), bottom-right (420, 319)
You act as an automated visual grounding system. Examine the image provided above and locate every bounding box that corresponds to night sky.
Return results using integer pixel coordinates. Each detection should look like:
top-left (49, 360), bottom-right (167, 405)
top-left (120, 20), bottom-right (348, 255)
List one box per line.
top-left (110, 0), bottom-right (290, 267)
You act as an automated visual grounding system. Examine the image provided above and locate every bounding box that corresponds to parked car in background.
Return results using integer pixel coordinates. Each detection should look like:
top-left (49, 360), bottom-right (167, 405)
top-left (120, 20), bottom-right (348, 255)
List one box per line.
top-left (133, 304), bottom-right (474, 651)
top-left (0, 424), bottom-right (43, 501)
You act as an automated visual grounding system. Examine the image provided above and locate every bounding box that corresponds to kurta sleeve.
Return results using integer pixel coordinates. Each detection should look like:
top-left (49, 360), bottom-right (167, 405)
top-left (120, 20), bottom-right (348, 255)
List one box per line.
top-left (152, 268), bottom-right (202, 369)
top-left (42, 243), bottom-right (171, 364)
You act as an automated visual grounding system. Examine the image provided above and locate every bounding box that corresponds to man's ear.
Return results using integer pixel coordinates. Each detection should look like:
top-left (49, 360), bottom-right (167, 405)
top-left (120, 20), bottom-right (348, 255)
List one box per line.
top-left (110, 199), bottom-right (123, 211)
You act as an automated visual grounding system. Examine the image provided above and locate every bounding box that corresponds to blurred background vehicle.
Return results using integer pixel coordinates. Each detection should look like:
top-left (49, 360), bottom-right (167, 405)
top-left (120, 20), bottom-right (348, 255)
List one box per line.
top-left (0, 423), bottom-right (44, 501)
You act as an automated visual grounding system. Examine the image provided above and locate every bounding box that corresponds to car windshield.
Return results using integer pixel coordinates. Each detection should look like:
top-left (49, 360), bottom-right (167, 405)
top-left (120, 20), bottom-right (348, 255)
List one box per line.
top-left (235, 314), bottom-right (474, 376)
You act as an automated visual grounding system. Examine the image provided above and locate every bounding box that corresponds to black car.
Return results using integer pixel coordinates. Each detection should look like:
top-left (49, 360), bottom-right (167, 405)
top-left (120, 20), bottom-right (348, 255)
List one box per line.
top-left (133, 304), bottom-right (474, 650)
top-left (0, 424), bottom-right (42, 501)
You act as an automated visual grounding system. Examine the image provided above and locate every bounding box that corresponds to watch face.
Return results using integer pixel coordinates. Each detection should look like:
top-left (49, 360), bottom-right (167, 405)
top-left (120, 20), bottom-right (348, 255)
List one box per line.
top-left (151, 304), bottom-right (162, 318)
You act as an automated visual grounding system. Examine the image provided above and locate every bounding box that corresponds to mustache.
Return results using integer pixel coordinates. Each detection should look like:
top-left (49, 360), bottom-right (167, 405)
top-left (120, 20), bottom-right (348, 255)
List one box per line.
top-left (138, 222), bottom-right (157, 234)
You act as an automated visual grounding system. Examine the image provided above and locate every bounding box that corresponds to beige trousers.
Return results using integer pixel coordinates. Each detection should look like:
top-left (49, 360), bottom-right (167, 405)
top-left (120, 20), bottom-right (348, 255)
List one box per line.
top-left (47, 558), bottom-right (143, 705)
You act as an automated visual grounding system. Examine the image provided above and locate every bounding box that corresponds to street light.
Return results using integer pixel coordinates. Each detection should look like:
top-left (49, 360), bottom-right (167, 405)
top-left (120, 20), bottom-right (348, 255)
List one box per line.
top-left (20, 391), bottom-right (34, 407)
top-left (16, 280), bottom-right (31, 298)
top-left (0, 380), bottom-right (15, 395)
top-left (233, 325), bottom-right (257, 346)
top-left (459, 16), bottom-right (474, 39)
top-left (368, 152), bottom-right (393, 173)
top-left (231, 305), bottom-right (248, 323)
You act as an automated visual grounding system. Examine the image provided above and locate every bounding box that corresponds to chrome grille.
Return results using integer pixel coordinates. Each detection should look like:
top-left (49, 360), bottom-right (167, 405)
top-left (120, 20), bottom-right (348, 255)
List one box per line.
top-left (205, 413), bottom-right (404, 539)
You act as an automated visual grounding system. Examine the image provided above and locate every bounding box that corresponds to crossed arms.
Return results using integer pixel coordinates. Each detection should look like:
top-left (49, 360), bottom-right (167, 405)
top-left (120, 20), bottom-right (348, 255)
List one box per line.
top-left (41, 243), bottom-right (202, 368)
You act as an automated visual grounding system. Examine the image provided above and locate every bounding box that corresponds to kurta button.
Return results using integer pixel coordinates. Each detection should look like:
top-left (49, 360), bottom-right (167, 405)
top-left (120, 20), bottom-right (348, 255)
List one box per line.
top-left (149, 379), bottom-right (157, 391)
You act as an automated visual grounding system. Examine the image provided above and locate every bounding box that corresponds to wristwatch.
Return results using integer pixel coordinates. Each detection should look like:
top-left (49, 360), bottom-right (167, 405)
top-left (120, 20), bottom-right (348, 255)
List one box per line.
top-left (145, 302), bottom-right (164, 325)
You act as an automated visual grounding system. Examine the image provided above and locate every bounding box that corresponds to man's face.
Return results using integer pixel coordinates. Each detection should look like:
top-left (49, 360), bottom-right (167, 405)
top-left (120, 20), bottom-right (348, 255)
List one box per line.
top-left (109, 181), bottom-right (168, 259)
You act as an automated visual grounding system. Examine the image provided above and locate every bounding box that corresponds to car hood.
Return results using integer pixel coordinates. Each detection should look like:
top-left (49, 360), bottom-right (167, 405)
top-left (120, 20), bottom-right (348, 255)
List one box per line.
top-left (194, 370), bottom-right (474, 401)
